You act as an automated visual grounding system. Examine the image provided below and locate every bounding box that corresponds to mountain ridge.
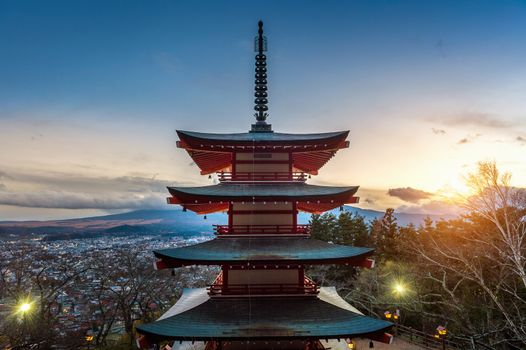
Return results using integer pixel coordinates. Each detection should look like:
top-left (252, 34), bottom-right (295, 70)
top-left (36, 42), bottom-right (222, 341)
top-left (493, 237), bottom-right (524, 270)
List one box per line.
top-left (0, 207), bottom-right (452, 237)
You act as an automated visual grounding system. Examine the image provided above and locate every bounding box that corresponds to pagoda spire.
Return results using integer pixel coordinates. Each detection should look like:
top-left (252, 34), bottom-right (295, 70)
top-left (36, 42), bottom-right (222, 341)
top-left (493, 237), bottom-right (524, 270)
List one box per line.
top-left (251, 20), bottom-right (272, 133)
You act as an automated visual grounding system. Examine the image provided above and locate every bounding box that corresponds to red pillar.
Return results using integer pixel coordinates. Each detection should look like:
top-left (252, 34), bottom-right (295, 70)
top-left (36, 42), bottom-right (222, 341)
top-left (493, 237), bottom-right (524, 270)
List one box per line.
top-left (228, 202), bottom-right (233, 230)
top-left (222, 265), bottom-right (229, 294)
top-left (292, 201), bottom-right (298, 232)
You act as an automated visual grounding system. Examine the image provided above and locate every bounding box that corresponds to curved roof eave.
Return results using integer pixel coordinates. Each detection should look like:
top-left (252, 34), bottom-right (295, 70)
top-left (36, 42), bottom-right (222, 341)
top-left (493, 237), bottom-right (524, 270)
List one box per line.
top-left (167, 183), bottom-right (359, 201)
top-left (153, 237), bottom-right (374, 266)
top-left (177, 129), bottom-right (349, 144)
top-left (136, 290), bottom-right (392, 341)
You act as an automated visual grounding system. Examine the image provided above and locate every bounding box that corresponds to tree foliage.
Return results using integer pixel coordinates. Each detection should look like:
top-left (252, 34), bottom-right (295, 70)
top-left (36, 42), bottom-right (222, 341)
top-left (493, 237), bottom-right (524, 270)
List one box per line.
top-left (0, 244), bottom-right (216, 349)
top-left (309, 162), bottom-right (526, 349)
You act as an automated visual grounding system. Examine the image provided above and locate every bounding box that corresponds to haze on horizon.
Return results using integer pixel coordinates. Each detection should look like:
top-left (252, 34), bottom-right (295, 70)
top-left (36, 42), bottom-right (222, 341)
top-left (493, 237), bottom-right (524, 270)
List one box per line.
top-left (1, 0), bottom-right (525, 221)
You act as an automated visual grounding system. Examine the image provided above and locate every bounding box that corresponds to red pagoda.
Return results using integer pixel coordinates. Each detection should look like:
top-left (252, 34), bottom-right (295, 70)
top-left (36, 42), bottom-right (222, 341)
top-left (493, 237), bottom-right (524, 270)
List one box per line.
top-left (137, 21), bottom-right (392, 350)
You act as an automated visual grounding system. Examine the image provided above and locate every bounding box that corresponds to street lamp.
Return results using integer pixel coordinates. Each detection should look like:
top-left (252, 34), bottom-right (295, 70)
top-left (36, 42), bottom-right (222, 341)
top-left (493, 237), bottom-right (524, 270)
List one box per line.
top-left (85, 334), bottom-right (94, 349)
top-left (392, 282), bottom-right (406, 296)
top-left (18, 302), bottom-right (31, 313)
top-left (435, 325), bottom-right (447, 350)
top-left (15, 299), bottom-right (33, 320)
top-left (390, 281), bottom-right (407, 336)
top-left (14, 298), bottom-right (34, 343)
top-left (15, 297), bottom-right (34, 316)
top-left (384, 309), bottom-right (400, 335)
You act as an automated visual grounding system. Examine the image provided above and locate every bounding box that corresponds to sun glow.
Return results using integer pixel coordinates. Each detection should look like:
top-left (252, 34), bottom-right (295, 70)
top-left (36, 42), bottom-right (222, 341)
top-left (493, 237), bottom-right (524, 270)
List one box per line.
top-left (435, 173), bottom-right (476, 205)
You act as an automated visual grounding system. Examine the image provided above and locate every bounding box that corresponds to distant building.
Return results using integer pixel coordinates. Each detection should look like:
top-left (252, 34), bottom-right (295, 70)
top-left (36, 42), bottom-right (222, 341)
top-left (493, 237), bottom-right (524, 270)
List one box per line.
top-left (136, 21), bottom-right (392, 350)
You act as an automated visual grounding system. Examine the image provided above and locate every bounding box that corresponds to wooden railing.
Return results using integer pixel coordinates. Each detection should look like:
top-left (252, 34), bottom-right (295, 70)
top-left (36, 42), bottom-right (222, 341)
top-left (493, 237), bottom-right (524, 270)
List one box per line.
top-left (217, 171), bottom-right (307, 182)
top-left (208, 275), bottom-right (319, 296)
top-left (396, 324), bottom-right (485, 349)
top-left (214, 224), bottom-right (310, 235)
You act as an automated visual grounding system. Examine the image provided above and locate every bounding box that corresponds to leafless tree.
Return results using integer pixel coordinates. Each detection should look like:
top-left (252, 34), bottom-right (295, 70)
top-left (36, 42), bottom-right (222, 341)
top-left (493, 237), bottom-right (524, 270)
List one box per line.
top-left (412, 161), bottom-right (526, 348)
top-left (0, 242), bottom-right (87, 348)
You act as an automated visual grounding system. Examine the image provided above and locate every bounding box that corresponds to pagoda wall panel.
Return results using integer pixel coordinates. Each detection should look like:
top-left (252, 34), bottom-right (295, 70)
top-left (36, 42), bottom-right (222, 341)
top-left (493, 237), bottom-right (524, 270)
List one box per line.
top-left (235, 163), bottom-right (290, 173)
top-left (227, 269), bottom-right (299, 285)
top-left (236, 153), bottom-right (290, 161)
top-left (232, 214), bottom-right (292, 226)
top-left (231, 202), bottom-right (294, 226)
top-left (235, 152), bottom-right (291, 174)
top-left (233, 203), bottom-right (292, 211)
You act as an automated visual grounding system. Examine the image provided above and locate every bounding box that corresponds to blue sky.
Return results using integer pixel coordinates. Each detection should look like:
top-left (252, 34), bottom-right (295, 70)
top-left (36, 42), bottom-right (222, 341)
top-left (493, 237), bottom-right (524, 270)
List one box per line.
top-left (1, 1), bottom-right (525, 220)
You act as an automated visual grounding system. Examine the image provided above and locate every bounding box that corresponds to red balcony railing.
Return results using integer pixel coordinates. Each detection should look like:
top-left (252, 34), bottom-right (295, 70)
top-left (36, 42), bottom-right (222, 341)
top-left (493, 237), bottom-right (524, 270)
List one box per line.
top-left (214, 224), bottom-right (310, 235)
top-left (217, 172), bottom-right (307, 182)
top-left (208, 274), bottom-right (319, 296)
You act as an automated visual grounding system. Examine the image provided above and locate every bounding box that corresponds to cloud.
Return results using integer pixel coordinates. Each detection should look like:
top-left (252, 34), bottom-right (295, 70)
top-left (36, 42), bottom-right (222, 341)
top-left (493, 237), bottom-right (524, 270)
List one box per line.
top-left (387, 187), bottom-right (433, 203)
top-left (517, 136), bottom-right (526, 145)
top-left (0, 170), bottom-right (14, 180)
top-left (397, 200), bottom-right (460, 217)
top-left (363, 198), bottom-right (376, 204)
top-left (7, 169), bottom-right (178, 193)
top-left (457, 133), bottom-right (482, 145)
top-left (431, 128), bottom-right (446, 135)
top-left (431, 112), bottom-right (515, 129)
top-left (0, 169), bottom-right (187, 210)
top-left (0, 190), bottom-right (166, 210)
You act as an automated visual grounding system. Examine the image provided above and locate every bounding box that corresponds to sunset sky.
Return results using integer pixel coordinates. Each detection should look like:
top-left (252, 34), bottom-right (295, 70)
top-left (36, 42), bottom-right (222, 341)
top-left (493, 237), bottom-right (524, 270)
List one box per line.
top-left (1, 0), bottom-right (525, 220)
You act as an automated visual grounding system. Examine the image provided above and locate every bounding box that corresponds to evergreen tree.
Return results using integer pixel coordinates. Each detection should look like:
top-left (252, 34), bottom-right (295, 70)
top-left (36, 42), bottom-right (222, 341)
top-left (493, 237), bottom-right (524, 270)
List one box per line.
top-left (349, 212), bottom-right (371, 247)
top-left (370, 208), bottom-right (400, 261)
top-left (309, 213), bottom-right (337, 242)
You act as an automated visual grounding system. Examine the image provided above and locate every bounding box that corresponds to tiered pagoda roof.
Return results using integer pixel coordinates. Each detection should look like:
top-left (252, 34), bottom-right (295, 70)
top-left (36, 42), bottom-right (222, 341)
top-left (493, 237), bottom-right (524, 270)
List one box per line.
top-left (138, 288), bottom-right (392, 343)
top-left (167, 183), bottom-right (359, 214)
top-left (177, 130), bottom-right (350, 175)
top-left (154, 237), bottom-right (374, 268)
top-left (178, 130), bottom-right (349, 143)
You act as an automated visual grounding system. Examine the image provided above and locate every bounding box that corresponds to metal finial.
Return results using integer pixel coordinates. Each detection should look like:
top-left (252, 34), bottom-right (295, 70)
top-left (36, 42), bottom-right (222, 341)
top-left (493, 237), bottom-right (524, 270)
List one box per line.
top-left (251, 20), bottom-right (272, 133)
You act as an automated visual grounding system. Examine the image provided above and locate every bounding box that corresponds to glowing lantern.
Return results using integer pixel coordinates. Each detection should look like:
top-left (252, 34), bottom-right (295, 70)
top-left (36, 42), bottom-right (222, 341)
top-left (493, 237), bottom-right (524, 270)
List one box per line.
top-left (436, 325), bottom-right (447, 336)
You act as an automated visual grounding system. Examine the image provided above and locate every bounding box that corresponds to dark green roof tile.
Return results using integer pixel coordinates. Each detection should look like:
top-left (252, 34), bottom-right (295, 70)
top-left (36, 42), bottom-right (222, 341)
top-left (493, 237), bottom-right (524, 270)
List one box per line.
top-left (178, 130), bottom-right (348, 143)
top-left (155, 237), bottom-right (373, 265)
top-left (168, 183), bottom-right (358, 199)
top-left (137, 294), bottom-right (391, 340)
